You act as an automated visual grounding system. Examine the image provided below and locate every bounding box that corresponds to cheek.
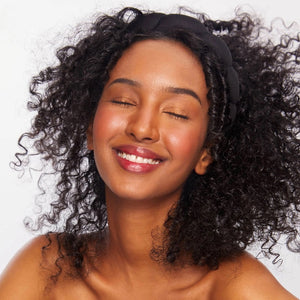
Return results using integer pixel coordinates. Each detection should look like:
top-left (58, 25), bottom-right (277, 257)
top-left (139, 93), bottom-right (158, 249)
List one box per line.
top-left (166, 125), bottom-right (207, 158)
top-left (92, 106), bottom-right (127, 141)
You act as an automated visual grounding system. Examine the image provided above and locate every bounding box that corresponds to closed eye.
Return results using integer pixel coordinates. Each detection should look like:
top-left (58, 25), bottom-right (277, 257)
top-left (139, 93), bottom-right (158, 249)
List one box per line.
top-left (110, 99), bottom-right (135, 107)
top-left (165, 112), bottom-right (189, 120)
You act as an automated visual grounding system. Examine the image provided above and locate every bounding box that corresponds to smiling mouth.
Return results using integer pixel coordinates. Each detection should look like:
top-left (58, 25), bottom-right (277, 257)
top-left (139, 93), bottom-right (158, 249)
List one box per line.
top-left (116, 151), bottom-right (161, 165)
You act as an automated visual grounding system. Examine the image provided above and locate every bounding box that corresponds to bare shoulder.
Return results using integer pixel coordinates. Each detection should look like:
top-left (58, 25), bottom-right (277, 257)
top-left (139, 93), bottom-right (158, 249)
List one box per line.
top-left (211, 252), bottom-right (298, 300)
top-left (0, 235), bottom-right (58, 300)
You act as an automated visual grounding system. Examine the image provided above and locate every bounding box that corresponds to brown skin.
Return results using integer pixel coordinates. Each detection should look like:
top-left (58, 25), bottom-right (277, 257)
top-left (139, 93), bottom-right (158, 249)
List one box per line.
top-left (0, 40), bottom-right (297, 299)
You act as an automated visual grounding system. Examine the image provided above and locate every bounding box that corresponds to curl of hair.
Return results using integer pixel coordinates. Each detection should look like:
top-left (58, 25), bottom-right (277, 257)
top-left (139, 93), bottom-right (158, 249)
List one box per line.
top-left (14, 7), bottom-right (300, 280)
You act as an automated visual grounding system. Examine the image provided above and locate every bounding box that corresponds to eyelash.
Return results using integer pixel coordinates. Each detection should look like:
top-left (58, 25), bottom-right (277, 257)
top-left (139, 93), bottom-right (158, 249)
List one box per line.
top-left (165, 112), bottom-right (189, 120)
top-left (110, 99), bottom-right (135, 106)
top-left (110, 99), bottom-right (189, 120)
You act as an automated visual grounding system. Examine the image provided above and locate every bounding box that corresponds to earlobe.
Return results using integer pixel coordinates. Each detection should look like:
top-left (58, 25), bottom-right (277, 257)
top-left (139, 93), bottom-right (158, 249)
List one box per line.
top-left (87, 123), bottom-right (94, 150)
top-left (194, 148), bottom-right (213, 175)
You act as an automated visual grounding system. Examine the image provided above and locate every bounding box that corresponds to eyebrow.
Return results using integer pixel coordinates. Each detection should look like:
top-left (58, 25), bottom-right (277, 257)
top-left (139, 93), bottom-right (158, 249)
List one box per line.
top-left (108, 77), bottom-right (201, 104)
top-left (163, 87), bottom-right (201, 104)
top-left (108, 78), bottom-right (141, 88)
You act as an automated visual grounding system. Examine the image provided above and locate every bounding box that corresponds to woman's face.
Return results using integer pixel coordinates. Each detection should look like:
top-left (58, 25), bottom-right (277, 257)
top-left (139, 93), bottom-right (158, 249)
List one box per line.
top-left (88, 39), bottom-right (210, 203)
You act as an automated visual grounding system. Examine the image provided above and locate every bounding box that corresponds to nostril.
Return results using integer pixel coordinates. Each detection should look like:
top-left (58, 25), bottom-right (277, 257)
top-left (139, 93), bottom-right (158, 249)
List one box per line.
top-left (130, 131), bottom-right (155, 142)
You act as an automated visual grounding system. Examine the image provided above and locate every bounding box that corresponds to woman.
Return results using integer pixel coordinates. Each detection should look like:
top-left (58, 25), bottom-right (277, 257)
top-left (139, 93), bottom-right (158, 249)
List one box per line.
top-left (0, 7), bottom-right (299, 299)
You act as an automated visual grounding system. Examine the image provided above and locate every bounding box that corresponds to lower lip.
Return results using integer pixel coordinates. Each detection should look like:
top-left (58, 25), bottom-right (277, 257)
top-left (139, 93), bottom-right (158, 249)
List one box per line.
top-left (114, 152), bottom-right (162, 174)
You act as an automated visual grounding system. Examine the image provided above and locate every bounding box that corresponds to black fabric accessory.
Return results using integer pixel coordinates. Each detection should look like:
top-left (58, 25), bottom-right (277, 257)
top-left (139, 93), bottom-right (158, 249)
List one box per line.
top-left (127, 13), bottom-right (240, 127)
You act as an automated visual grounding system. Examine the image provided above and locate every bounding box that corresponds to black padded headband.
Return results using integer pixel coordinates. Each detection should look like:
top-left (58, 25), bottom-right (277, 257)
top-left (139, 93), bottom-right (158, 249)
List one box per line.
top-left (128, 13), bottom-right (240, 127)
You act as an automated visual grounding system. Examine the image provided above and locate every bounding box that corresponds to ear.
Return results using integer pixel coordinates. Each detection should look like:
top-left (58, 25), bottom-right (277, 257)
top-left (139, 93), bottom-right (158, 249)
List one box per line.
top-left (194, 148), bottom-right (213, 175)
top-left (87, 122), bottom-right (94, 150)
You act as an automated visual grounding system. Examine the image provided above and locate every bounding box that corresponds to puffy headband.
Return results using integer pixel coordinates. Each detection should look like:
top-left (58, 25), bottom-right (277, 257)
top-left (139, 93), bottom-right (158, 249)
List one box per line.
top-left (128, 13), bottom-right (240, 127)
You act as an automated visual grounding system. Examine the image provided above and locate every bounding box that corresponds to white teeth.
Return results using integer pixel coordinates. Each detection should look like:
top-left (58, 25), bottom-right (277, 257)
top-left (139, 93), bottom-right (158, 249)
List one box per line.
top-left (117, 151), bottom-right (160, 165)
top-left (136, 156), bottom-right (143, 163)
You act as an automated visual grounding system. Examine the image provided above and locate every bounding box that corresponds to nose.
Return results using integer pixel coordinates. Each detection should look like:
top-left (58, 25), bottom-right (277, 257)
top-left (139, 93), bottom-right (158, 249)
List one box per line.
top-left (126, 106), bottom-right (159, 143)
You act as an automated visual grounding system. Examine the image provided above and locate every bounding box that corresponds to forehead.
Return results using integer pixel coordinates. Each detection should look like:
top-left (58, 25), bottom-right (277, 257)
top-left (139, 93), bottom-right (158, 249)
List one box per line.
top-left (107, 39), bottom-right (207, 93)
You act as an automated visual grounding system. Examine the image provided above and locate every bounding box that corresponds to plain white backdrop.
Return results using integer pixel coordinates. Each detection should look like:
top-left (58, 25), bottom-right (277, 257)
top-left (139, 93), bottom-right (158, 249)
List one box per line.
top-left (0, 0), bottom-right (299, 297)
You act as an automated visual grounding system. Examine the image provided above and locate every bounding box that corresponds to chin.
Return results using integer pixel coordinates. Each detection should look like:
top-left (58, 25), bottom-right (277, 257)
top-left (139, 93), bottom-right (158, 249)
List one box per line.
top-left (105, 183), bottom-right (183, 207)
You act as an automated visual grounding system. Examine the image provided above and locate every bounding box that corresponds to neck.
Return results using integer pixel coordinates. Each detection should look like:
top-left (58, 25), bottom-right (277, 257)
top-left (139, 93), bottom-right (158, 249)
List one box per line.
top-left (104, 187), bottom-right (179, 274)
top-left (95, 187), bottom-right (210, 291)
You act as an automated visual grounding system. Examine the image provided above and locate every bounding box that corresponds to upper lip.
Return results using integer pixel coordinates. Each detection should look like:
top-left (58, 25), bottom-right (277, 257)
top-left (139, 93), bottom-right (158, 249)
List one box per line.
top-left (114, 145), bottom-right (166, 161)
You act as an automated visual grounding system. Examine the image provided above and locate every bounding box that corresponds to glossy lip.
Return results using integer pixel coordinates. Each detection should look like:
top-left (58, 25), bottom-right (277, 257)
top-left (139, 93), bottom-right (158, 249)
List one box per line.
top-left (113, 145), bottom-right (166, 174)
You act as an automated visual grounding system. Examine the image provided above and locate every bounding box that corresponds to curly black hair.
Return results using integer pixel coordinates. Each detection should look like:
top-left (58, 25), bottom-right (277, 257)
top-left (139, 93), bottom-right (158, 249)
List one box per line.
top-left (14, 7), bottom-right (300, 280)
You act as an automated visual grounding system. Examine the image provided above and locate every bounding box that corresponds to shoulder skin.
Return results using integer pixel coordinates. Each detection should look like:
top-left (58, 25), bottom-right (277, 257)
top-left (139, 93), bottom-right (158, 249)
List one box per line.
top-left (0, 236), bottom-right (55, 300)
top-left (211, 252), bottom-right (298, 300)
top-left (1, 240), bottom-right (298, 300)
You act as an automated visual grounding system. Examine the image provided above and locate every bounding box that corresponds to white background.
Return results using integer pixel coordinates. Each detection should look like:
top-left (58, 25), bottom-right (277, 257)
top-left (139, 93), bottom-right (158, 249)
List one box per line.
top-left (0, 0), bottom-right (299, 297)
